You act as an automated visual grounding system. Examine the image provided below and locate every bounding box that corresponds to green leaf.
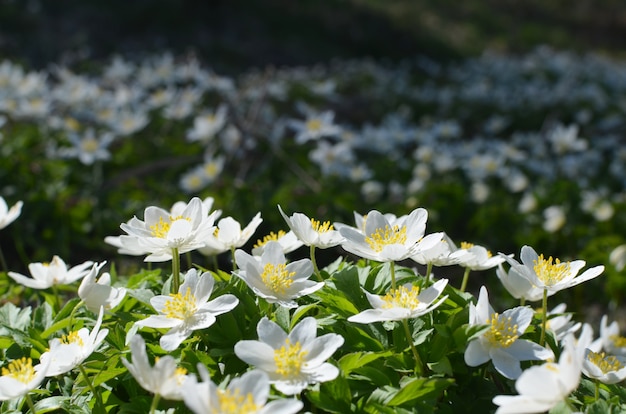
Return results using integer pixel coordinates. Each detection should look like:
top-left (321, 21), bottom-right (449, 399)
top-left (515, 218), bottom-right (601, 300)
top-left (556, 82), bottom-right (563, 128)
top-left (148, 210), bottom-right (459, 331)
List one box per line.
top-left (387, 377), bottom-right (454, 406)
top-left (339, 350), bottom-right (392, 375)
top-left (33, 396), bottom-right (71, 413)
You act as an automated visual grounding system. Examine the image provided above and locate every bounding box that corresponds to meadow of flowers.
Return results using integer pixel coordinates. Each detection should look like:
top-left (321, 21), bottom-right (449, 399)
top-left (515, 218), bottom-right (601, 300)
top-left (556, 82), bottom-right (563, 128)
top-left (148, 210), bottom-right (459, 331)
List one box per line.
top-left (2, 46), bottom-right (626, 413)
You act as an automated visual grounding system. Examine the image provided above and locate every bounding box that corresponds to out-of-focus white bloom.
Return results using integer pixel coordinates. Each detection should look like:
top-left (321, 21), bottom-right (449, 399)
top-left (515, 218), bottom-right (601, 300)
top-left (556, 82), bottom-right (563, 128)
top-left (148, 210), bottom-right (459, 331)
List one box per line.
top-left (235, 241), bottom-right (322, 308)
top-left (464, 286), bottom-right (553, 379)
top-left (582, 348), bottom-right (626, 384)
top-left (546, 303), bottom-right (581, 341)
top-left (40, 306), bottom-right (108, 376)
top-left (361, 180), bottom-right (385, 203)
top-left (122, 335), bottom-right (190, 401)
top-left (288, 110), bottom-right (341, 144)
top-left (182, 365), bottom-right (303, 414)
top-left (502, 245), bottom-right (604, 294)
top-left (186, 105), bottom-right (228, 142)
top-left (278, 205), bottom-right (344, 249)
top-left (134, 269), bottom-right (239, 351)
top-left (518, 192), bottom-right (537, 214)
top-left (609, 244), bottom-right (626, 271)
top-left (0, 196), bottom-right (23, 230)
top-left (107, 108), bottom-right (149, 136)
top-left (470, 181), bottom-right (490, 203)
top-left (542, 205), bottom-right (566, 233)
top-left (78, 261), bottom-right (126, 312)
top-left (597, 315), bottom-right (626, 357)
top-left (548, 123), bottom-right (587, 154)
top-left (234, 317), bottom-right (344, 395)
top-left (251, 230), bottom-right (303, 256)
top-left (8, 255), bottom-right (93, 289)
top-left (199, 212), bottom-right (263, 256)
top-left (58, 128), bottom-right (115, 165)
top-left (492, 334), bottom-right (583, 413)
top-left (348, 279), bottom-right (448, 323)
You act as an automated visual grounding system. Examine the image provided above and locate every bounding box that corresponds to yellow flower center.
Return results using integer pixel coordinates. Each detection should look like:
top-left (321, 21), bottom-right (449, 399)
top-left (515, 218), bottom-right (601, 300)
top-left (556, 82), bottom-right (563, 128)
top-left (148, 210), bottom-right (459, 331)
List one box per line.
top-left (306, 119), bottom-right (322, 132)
top-left (65, 117), bottom-right (80, 132)
top-left (204, 162), bottom-right (219, 178)
top-left (214, 388), bottom-right (259, 413)
top-left (274, 339), bottom-right (308, 377)
top-left (587, 351), bottom-right (624, 373)
top-left (365, 225), bottom-right (407, 253)
top-left (460, 241), bottom-right (492, 257)
top-left (253, 230), bottom-right (286, 248)
top-left (81, 137), bottom-right (100, 153)
top-left (261, 263), bottom-right (295, 295)
top-left (2, 357), bottom-right (36, 383)
top-left (485, 313), bottom-right (518, 348)
top-left (61, 331), bottom-right (85, 347)
top-left (381, 285), bottom-right (421, 309)
top-left (533, 254), bottom-right (571, 286)
top-left (311, 218), bottom-right (334, 233)
top-left (163, 287), bottom-right (197, 319)
top-left (175, 367), bottom-right (188, 385)
top-left (611, 335), bottom-right (626, 348)
top-left (149, 215), bottom-right (190, 238)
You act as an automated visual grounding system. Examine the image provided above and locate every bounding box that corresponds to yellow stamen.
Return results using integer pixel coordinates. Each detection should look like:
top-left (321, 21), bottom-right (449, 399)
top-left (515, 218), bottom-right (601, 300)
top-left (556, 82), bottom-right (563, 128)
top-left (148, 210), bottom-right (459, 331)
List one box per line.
top-left (365, 225), bottom-right (407, 252)
top-left (163, 287), bottom-right (197, 319)
top-left (254, 230), bottom-right (286, 248)
top-left (587, 351), bottom-right (624, 373)
top-left (381, 285), bottom-right (421, 309)
top-left (274, 339), bottom-right (308, 377)
top-left (306, 119), bottom-right (322, 132)
top-left (149, 215), bottom-right (190, 238)
top-left (81, 138), bottom-right (100, 153)
top-left (485, 313), bottom-right (518, 348)
top-left (611, 335), bottom-right (626, 348)
top-left (311, 218), bottom-right (334, 233)
top-left (1, 357), bottom-right (36, 383)
top-left (533, 254), bottom-right (571, 286)
top-left (261, 263), bottom-right (295, 295)
top-left (61, 331), bottom-right (85, 347)
top-left (215, 388), bottom-right (259, 413)
top-left (460, 241), bottom-right (492, 257)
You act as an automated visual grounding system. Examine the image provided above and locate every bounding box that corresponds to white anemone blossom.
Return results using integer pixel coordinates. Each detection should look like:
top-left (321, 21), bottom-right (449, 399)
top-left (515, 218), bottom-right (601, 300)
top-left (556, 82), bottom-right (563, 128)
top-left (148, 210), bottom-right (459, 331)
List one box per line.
top-left (464, 286), bottom-right (553, 379)
top-left (198, 212), bottom-right (263, 256)
top-left (234, 241), bottom-right (323, 308)
top-left (278, 205), bottom-right (344, 249)
top-left (492, 335), bottom-right (583, 413)
top-left (348, 279), bottom-right (448, 323)
top-left (582, 348), bottom-right (626, 384)
top-left (234, 317), bottom-right (344, 395)
top-left (78, 261), bottom-right (127, 312)
top-left (339, 208), bottom-right (443, 262)
top-left (8, 255), bottom-right (93, 289)
top-left (119, 196), bottom-right (219, 262)
top-left (0, 356), bottom-right (49, 401)
top-left (0, 196), bottom-right (23, 230)
top-left (182, 365), bottom-right (303, 414)
top-left (251, 230), bottom-right (303, 256)
top-left (134, 269), bottom-right (239, 351)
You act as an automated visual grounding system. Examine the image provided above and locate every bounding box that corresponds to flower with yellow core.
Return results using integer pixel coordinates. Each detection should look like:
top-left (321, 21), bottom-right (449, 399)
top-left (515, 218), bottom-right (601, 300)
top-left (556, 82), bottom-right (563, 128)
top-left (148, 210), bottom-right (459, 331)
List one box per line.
top-left (0, 356), bottom-right (49, 401)
top-left (234, 317), bottom-right (344, 395)
top-left (278, 205), bottom-right (344, 249)
top-left (134, 269), bottom-right (238, 351)
top-left (235, 241), bottom-right (322, 308)
top-left (198, 212), bottom-right (263, 256)
top-left (182, 365), bottom-right (303, 414)
top-left (8, 255), bottom-right (93, 289)
top-left (464, 286), bottom-right (553, 379)
top-left (348, 279), bottom-right (448, 323)
top-left (251, 229), bottom-right (303, 256)
top-left (502, 245), bottom-right (604, 294)
top-left (582, 349), bottom-right (626, 384)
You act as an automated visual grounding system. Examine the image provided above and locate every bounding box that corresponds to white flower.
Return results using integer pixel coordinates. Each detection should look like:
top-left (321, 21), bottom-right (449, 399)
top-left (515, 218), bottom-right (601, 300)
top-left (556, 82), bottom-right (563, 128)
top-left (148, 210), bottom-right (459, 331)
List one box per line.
top-left (78, 261), bottom-right (126, 312)
top-left (409, 233), bottom-right (461, 268)
top-left (495, 263), bottom-right (547, 302)
top-left (251, 230), bottom-right (303, 256)
top-left (40, 306), bottom-right (109, 376)
top-left (234, 317), bottom-right (344, 395)
top-left (348, 278), bottom-right (448, 323)
top-left (0, 197), bottom-right (22, 230)
top-left (186, 104), bottom-right (228, 142)
top-left (288, 110), bottom-right (341, 144)
top-left (597, 315), bottom-right (626, 357)
top-left (198, 212), bottom-right (263, 256)
top-left (8, 255), bottom-right (93, 289)
top-left (492, 334), bottom-right (583, 414)
top-left (234, 241), bottom-right (322, 308)
top-left (119, 197), bottom-right (218, 262)
top-left (182, 365), bottom-right (303, 414)
top-left (609, 244), bottom-right (626, 271)
top-left (122, 335), bottom-right (190, 401)
top-left (464, 286), bottom-right (553, 379)
top-left (450, 242), bottom-right (509, 271)
top-left (339, 208), bottom-right (443, 262)
top-left (542, 205), bottom-right (566, 233)
top-left (582, 348), bottom-right (626, 384)
top-left (57, 128), bottom-right (115, 165)
top-left (0, 356), bottom-right (49, 401)
top-left (546, 303), bottom-right (581, 342)
top-left (278, 205), bottom-right (344, 249)
top-left (502, 245), bottom-right (604, 294)
top-left (134, 269), bottom-right (239, 351)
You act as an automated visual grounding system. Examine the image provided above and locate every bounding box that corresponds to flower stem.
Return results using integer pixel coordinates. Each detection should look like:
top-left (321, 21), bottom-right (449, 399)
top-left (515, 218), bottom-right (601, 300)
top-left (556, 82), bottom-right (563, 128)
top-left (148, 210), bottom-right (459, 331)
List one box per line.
top-left (78, 364), bottom-right (103, 411)
top-left (460, 267), bottom-right (471, 292)
top-left (0, 245), bottom-right (8, 274)
top-left (24, 394), bottom-right (38, 414)
top-left (310, 245), bottom-right (322, 281)
top-left (425, 262), bottom-right (433, 284)
top-left (149, 393), bottom-right (161, 414)
top-left (539, 287), bottom-right (548, 347)
top-left (390, 261), bottom-right (397, 290)
top-left (68, 300), bottom-right (85, 330)
top-left (171, 247), bottom-right (180, 293)
top-left (231, 246), bottom-right (237, 272)
top-left (595, 379), bottom-right (600, 401)
top-left (402, 318), bottom-right (424, 376)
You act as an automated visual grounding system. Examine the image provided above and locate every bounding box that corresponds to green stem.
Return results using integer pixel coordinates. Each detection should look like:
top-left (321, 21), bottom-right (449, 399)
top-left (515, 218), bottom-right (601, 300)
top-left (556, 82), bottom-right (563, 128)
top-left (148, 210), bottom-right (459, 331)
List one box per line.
top-left (460, 267), bottom-right (471, 292)
top-left (425, 262), bottom-right (433, 284)
top-left (595, 379), bottom-right (600, 401)
top-left (231, 246), bottom-right (237, 272)
top-left (310, 245), bottom-right (322, 282)
top-left (402, 319), bottom-right (424, 376)
top-left (149, 393), bottom-right (161, 414)
top-left (539, 287), bottom-right (548, 347)
top-left (0, 245), bottom-right (7, 274)
top-left (68, 300), bottom-right (85, 330)
top-left (24, 393), bottom-right (38, 414)
top-left (78, 364), bottom-right (103, 411)
top-left (390, 261), bottom-right (397, 290)
top-left (185, 251), bottom-right (192, 269)
top-left (520, 297), bottom-right (526, 306)
top-left (51, 284), bottom-right (62, 311)
top-left (171, 247), bottom-right (180, 293)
